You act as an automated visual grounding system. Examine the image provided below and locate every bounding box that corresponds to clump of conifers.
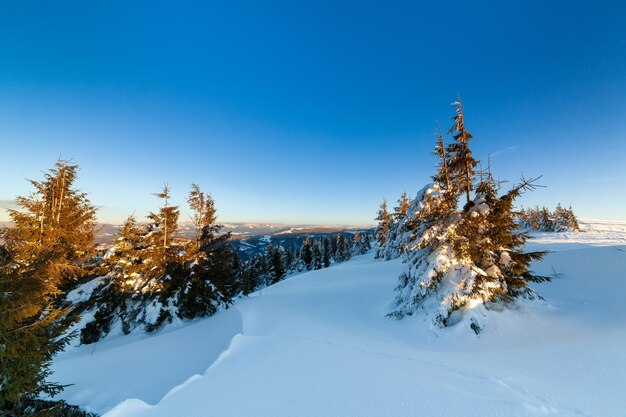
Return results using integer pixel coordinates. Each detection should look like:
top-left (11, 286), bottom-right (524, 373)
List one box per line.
top-left (0, 156), bottom-right (376, 413)
top-left (518, 205), bottom-right (579, 232)
top-left (375, 100), bottom-right (550, 333)
top-left (77, 183), bottom-right (237, 343)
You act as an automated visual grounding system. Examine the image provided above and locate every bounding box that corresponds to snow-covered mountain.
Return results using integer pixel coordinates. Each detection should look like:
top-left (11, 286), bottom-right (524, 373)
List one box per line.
top-left (51, 219), bottom-right (626, 417)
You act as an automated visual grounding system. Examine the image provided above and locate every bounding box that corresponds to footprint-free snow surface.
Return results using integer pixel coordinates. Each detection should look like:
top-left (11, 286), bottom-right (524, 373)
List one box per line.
top-left (52, 219), bottom-right (626, 416)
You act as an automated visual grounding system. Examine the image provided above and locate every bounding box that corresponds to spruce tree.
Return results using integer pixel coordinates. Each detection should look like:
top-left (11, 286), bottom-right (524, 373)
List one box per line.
top-left (433, 123), bottom-right (451, 192)
top-left (267, 244), bottom-right (285, 285)
top-left (374, 200), bottom-right (392, 258)
top-left (312, 239), bottom-right (322, 270)
top-left (567, 206), bottom-right (580, 231)
top-left (446, 100), bottom-right (478, 205)
top-left (322, 237), bottom-right (331, 268)
top-left (389, 100), bottom-right (551, 332)
top-left (334, 233), bottom-right (344, 262)
top-left (363, 233), bottom-right (372, 252)
top-left (284, 246), bottom-right (294, 273)
top-left (0, 159), bottom-right (96, 410)
top-left (79, 215), bottom-right (145, 343)
top-left (300, 237), bottom-right (313, 270)
top-left (351, 232), bottom-right (361, 255)
top-left (540, 207), bottom-right (553, 231)
top-left (329, 235), bottom-right (338, 261)
top-left (180, 185), bottom-right (234, 318)
top-left (393, 192), bottom-right (411, 223)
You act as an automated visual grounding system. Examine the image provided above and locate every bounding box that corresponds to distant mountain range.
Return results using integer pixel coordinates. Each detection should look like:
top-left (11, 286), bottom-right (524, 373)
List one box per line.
top-left (0, 221), bottom-right (374, 259)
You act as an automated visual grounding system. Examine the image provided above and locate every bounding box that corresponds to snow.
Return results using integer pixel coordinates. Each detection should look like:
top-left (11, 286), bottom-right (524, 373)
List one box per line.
top-left (525, 218), bottom-right (626, 251)
top-left (66, 276), bottom-right (105, 303)
top-left (51, 219), bottom-right (626, 417)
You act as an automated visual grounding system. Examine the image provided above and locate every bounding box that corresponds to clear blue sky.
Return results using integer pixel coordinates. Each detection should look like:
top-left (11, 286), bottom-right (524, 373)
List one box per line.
top-left (1, 0), bottom-right (625, 225)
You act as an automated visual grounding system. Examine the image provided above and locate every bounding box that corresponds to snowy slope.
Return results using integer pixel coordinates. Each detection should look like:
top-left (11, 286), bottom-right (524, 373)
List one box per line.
top-left (525, 218), bottom-right (626, 251)
top-left (51, 220), bottom-right (626, 417)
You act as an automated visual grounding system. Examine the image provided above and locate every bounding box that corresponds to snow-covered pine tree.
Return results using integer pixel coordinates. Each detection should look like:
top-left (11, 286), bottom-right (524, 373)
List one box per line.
top-left (362, 233), bottom-right (372, 252)
top-left (79, 215), bottom-right (146, 343)
top-left (312, 239), bottom-right (323, 270)
top-left (566, 206), bottom-right (580, 231)
top-left (374, 200), bottom-right (392, 258)
top-left (329, 235), bottom-right (338, 261)
top-left (334, 233), bottom-right (349, 262)
top-left (341, 235), bottom-right (352, 261)
top-left (322, 237), bottom-right (332, 268)
top-left (0, 160), bottom-right (97, 410)
top-left (300, 236), bottom-right (313, 270)
top-left (539, 207), bottom-right (553, 231)
top-left (377, 191), bottom-right (418, 260)
top-left (267, 244), bottom-right (285, 284)
top-left (240, 268), bottom-right (257, 296)
top-left (351, 232), bottom-right (362, 255)
top-left (351, 232), bottom-right (369, 255)
top-left (389, 101), bottom-right (550, 333)
top-left (283, 246), bottom-right (295, 273)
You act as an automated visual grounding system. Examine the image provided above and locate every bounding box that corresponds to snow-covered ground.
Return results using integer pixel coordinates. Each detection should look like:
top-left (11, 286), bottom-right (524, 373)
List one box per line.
top-left (525, 218), bottom-right (626, 251)
top-left (52, 219), bottom-right (626, 417)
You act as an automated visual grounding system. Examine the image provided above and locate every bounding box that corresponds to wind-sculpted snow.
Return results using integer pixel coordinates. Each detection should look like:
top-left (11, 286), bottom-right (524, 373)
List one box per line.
top-left (51, 220), bottom-right (626, 416)
top-left (51, 306), bottom-right (244, 412)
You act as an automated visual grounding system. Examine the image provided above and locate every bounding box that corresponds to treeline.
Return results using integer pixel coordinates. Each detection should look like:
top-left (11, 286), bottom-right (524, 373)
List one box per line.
top-left (517, 205), bottom-right (579, 232)
top-left (238, 233), bottom-right (371, 295)
top-left (376, 99), bottom-right (551, 333)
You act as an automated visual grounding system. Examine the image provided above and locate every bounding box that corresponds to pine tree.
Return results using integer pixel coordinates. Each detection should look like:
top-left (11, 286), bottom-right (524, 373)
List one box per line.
top-left (389, 100), bottom-right (550, 333)
top-left (180, 185), bottom-right (234, 318)
top-left (300, 237), bottom-right (313, 270)
top-left (187, 183), bottom-right (215, 250)
top-left (540, 207), bottom-right (553, 231)
top-left (240, 268), bottom-right (257, 296)
top-left (329, 235), bottom-right (337, 262)
top-left (567, 206), bottom-right (580, 231)
top-left (79, 215), bottom-right (146, 343)
top-left (312, 239), bottom-right (322, 270)
top-left (351, 231), bottom-right (362, 255)
top-left (149, 184), bottom-right (180, 257)
top-left (107, 215), bottom-right (147, 290)
top-left (231, 251), bottom-right (241, 288)
top-left (322, 237), bottom-right (331, 268)
top-left (335, 234), bottom-right (351, 262)
top-left (334, 233), bottom-right (344, 262)
top-left (393, 192), bottom-right (411, 223)
top-left (119, 184), bottom-right (182, 305)
top-left (433, 123), bottom-right (451, 192)
top-left (446, 99), bottom-right (478, 205)
top-left (267, 244), bottom-right (285, 285)
top-left (374, 200), bottom-right (392, 258)
top-left (284, 246), bottom-right (295, 272)
top-left (362, 233), bottom-right (372, 252)
top-left (0, 159), bottom-right (96, 410)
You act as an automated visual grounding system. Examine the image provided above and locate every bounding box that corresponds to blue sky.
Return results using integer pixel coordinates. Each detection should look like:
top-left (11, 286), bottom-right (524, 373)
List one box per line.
top-left (1, 0), bottom-right (625, 225)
